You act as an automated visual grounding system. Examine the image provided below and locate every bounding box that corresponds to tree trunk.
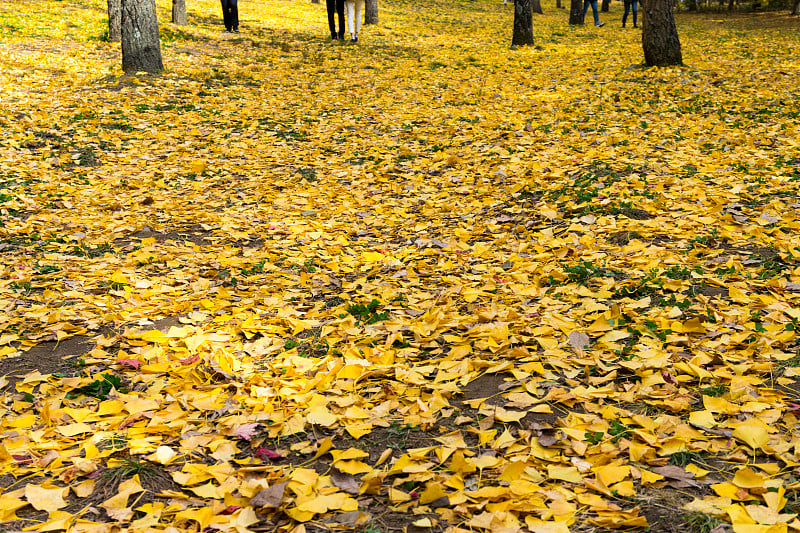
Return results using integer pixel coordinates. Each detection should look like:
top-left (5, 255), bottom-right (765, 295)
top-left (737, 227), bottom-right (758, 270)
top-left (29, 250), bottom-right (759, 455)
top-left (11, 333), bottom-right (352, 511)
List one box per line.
top-left (727, 0), bottom-right (734, 10)
top-left (108, 0), bottom-right (122, 42)
top-left (601, 0), bottom-right (610, 11)
top-left (312, 0), bottom-right (320, 4)
top-left (642, 0), bottom-right (682, 66)
top-left (172, 0), bottom-right (187, 24)
top-left (512, 0), bottom-right (535, 45)
top-left (793, 0), bottom-right (800, 14)
top-left (556, 0), bottom-right (563, 8)
top-left (121, 0), bottom-right (164, 73)
top-left (365, 0), bottom-right (378, 24)
top-left (569, 0), bottom-right (584, 23)
top-left (532, 0), bottom-right (544, 13)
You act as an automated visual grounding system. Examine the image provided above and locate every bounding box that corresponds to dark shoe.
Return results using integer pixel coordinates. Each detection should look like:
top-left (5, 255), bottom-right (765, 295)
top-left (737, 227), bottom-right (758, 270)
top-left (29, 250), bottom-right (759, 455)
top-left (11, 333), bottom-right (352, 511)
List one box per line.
top-left (331, 33), bottom-right (338, 40)
top-left (338, 32), bottom-right (345, 39)
top-left (233, 27), bottom-right (239, 33)
top-left (353, 36), bottom-right (359, 43)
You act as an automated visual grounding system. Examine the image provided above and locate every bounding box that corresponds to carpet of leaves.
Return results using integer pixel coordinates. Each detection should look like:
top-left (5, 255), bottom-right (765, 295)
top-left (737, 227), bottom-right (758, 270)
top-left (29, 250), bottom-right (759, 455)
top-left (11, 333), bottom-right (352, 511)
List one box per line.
top-left (1, 0), bottom-right (800, 532)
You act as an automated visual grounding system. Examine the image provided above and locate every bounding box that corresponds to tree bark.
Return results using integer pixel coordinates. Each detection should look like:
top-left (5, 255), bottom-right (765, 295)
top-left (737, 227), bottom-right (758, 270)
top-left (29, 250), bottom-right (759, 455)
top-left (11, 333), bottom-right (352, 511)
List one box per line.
top-left (121, 0), bottom-right (164, 73)
top-left (727, 0), bottom-right (734, 10)
top-left (108, 0), bottom-right (122, 42)
top-left (601, 0), bottom-right (610, 11)
top-left (642, 0), bottom-right (682, 66)
top-left (512, 0), bottom-right (535, 45)
top-left (532, 0), bottom-right (544, 13)
top-left (556, 0), bottom-right (563, 7)
top-left (172, 0), bottom-right (187, 24)
top-left (365, 0), bottom-right (378, 24)
top-left (793, 0), bottom-right (800, 14)
top-left (569, 0), bottom-right (584, 23)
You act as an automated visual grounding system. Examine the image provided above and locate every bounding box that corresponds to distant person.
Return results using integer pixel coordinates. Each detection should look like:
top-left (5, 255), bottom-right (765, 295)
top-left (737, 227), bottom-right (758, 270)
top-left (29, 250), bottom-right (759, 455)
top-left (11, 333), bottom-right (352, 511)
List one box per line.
top-left (327, 0), bottom-right (345, 40)
top-left (344, 0), bottom-right (364, 42)
top-left (221, 0), bottom-right (239, 32)
top-left (582, 0), bottom-right (605, 26)
top-left (622, 0), bottom-right (638, 27)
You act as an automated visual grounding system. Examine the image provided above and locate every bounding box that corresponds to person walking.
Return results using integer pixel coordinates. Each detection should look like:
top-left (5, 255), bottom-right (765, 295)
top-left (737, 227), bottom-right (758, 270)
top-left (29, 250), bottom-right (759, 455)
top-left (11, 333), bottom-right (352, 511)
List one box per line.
top-left (582, 0), bottom-right (605, 26)
top-left (344, 0), bottom-right (364, 42)
top-left (326, 0), bottom-right (345, 40)
top-left (220, 0), bottom-right (239, 32)
top-left (622, 0), bottom-right (638, 27)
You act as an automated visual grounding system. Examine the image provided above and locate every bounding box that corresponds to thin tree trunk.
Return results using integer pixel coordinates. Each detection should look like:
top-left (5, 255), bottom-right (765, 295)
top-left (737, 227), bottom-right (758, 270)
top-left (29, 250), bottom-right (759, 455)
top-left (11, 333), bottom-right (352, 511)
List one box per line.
top-left (793, 0), bottom-right (800, 14)
top-left (727, 0), bottom-right (734, 10)
top-left (533, 0), bottom-right (544, 13)
top-left (512, 0), bottom-right (535, 45)
top-left (557, 0), bottom-right (563, 7)
top-left (108, 0), bottom-right (122, 42)
top-left (312, 0), bottom-right (320, 4)
top-left (642, 0), bottom-right (682, 66)
top-left (172, 0), bottom-right (187, 24)
top-left (365, 0), bottom-right (378, 24)
top-left (121, 0), bottom-right (164, 73)
top-left (569, 0), bottom-right (584, 23)
top-left (601, 0), bottom-right (610, 11)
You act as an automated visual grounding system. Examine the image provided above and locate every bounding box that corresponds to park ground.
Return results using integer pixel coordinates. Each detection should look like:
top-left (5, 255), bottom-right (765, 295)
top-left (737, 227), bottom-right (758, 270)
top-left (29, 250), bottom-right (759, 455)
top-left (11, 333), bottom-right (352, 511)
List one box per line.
top-left (1, 0), bottom-right (800, 532)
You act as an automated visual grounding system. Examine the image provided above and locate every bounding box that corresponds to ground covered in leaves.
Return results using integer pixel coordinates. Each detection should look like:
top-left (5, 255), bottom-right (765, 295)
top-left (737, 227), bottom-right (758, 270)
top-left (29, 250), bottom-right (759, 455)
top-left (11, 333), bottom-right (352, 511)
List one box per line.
top-left (2, 0), bottom-right (800, 531)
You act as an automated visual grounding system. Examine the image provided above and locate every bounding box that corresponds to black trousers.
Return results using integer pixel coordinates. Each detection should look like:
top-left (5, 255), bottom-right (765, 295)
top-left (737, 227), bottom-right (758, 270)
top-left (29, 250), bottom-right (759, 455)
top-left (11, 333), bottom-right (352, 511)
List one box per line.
top-left (220, 0), bottom-right (238, 31)
top-left (326, 0), bottom-right (345, 38)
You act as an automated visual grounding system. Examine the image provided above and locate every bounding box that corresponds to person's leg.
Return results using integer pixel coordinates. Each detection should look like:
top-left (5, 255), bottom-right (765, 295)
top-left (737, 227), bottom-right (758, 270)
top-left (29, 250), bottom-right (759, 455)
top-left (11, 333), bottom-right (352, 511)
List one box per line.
top-left (623, 0), bottom-right (630, 26)
top-left (230, 0), bottom-right (238, 31)
top-left (220, 0), bottom-right (231, 31)
top-left (353, 0), bottom-right (363, 40)
top-left (336, 0), bottom-right (345, 38)
top-left (326, 0), bottom-right (337, 38)
top-left (582, 0), bottom-right (590, 18)
top-left (591, 0), bottom-right (602, 25)
top-left (632, 0), bottom-right (638, 26)
top-left (345, 1), bottom-right (354, 39)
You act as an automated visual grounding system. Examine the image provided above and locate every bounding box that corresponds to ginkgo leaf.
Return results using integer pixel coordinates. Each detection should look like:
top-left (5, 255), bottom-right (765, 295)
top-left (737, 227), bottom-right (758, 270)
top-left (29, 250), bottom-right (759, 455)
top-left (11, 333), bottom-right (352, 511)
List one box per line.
top-left (25, 484), bottom-right (67, 513)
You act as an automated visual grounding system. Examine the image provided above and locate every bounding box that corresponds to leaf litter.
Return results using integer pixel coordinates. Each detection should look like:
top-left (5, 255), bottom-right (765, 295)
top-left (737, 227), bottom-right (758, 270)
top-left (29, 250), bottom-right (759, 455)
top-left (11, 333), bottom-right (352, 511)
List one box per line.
top-left (1, 0), bottom-right (800, 532)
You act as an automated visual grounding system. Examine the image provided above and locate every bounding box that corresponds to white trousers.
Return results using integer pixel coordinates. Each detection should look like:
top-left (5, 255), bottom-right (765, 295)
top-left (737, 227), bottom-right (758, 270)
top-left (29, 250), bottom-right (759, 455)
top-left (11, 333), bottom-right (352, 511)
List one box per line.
top-left (345, 0), bottom-right (364, 36)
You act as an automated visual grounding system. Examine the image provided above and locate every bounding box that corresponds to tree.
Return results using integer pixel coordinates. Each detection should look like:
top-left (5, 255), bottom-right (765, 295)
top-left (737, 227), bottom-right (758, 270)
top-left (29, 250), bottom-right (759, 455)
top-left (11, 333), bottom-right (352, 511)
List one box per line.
top-left (172, 0), bottom-right (187, 25)
top-left (107, 0), bottom-right (121, 42)
top-left (512, 0), bottom-right (535, 46)
top-left (121, 0), bottom-right (164, 73)
top-left (792, 0), bottom-right (799, 15)
top-left (601, 0), bottom-right (610, 11)
top-left (569, 0), bottom-right (584, 23)
top-left (365, 0), bottom-right (378, 24)
top-left (641, 0), bottom-right (682, 66)
top-left (532, 0), bottom-right (543, 14)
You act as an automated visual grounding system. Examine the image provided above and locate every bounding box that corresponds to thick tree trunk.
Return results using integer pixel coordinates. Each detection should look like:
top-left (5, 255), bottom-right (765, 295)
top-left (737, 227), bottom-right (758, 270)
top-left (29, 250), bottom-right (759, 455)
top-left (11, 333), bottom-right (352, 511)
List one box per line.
top-left (121, 0), bottom-right (164, 73)
top-left (642, 0), bottom-right (682, 66)
top-left (601, 0), bottom-right (610, 11)
top-left (792, 0), bottom-right (799, 14)
top-left (108, 0), bottom-right (122, 41)
top-left (512, 0), bottom-right (535, 45)
top-left (532, 0), bottom-right (544, 13)
top-left (569, 0), bottom-right (584, 23)
top-left (365, 0), bottom-right (378, 24)
top-left (172, 0), bottom-right (187, 24)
